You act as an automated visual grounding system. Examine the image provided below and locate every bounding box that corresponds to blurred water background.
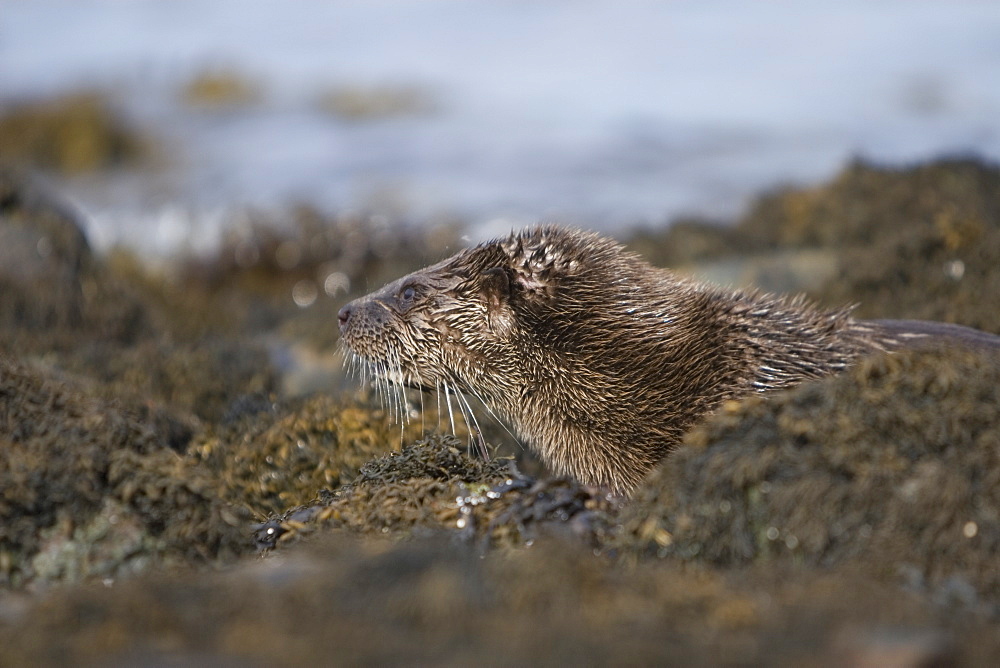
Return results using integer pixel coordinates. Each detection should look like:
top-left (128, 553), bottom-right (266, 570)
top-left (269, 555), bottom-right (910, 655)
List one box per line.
top-left (2, 0), bottom-right (999, 255)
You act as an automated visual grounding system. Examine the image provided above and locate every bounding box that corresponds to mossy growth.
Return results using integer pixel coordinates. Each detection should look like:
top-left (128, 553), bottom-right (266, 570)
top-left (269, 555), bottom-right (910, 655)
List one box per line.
top-left (252, 435), bottom-right (620, 552)
top-left (617, 347), bottom-right (1000, 603)
top-left (191, 394), bottom-right (430, 518)
top-left (0, 355), bottom-right (251, 588)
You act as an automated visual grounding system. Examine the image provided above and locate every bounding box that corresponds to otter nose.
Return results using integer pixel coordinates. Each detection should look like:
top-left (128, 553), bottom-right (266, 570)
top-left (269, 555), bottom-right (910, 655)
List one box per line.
top-left (337, 303), bottom-right (353, 330)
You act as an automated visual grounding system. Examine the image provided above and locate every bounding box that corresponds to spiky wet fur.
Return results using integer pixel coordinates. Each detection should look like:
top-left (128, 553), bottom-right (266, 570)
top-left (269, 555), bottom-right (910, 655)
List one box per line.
top-left (338, 225), bottom-right (913, 492)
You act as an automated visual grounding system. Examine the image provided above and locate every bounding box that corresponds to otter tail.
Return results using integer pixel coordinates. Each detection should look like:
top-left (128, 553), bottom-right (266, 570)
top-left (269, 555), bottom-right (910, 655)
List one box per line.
top-left (864, 319), bottom-right (1000, 352)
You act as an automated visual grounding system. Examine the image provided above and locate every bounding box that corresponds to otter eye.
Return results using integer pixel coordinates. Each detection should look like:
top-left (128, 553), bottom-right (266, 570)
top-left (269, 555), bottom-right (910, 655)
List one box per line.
top-left (401, 286), bottom-right (417, 302)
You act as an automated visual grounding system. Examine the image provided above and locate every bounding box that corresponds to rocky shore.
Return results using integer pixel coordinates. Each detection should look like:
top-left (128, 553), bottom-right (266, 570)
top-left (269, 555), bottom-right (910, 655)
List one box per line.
top-left (1, 149), bottom-right (999, 664)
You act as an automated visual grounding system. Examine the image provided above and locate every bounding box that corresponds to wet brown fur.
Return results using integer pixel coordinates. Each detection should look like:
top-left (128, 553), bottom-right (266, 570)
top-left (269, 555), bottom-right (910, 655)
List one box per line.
top-left (338, 225), bottom-right (998, 493)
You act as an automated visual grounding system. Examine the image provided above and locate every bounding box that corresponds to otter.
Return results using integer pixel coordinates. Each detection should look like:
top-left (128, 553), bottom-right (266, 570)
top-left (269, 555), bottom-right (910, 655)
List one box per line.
top-left (337, 225), bottom-right (999, 493)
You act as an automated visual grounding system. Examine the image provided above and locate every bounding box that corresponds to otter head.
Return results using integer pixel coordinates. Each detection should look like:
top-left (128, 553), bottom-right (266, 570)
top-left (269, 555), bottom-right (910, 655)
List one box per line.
top-left (340, 234), bottom-right (508, 398)
top-left (338, 226), bottom-right (615, 406)
top-left (338, 225), bottom-right (664, 491)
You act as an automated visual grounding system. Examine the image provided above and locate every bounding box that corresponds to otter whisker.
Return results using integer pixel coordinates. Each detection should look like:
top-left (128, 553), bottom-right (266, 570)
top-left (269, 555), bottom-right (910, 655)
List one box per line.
top-left (450, 385), bottom-right (475, 452)
top-left (383, 362), bottom-right (396, 421)
top-left (392, 352), bottom-right (409, 430)
top-left (392, 352), bottom-right (408, 424)
top-left (371, 365), bottom-right (381, 406)
top-left (463, 384), bottom-right (522, 450)
top-left (374, 361), bottom-right (388, 414)
top-left (342, 349), bottom-right (353, 378)
top-left (434, 380), bottom-right (443, 434)
top-left (453, 385), bottom-right (489, 460)
top-left (416, 377), bottom-right (426, 435)
top-left (442, 380), bottom-right (458, 438)
top-left (386, 351), bottom-right (399, 424)
top-left (350, 353), bottom-right (363, 384)
top-left (340, 348), bottom-right (351, 378)
top-left (348, 352), bottom-right (359, 383)
top-left (336, 343), bottom-right (349, 372)
top-left (407, 355), bottom-right (428, 436)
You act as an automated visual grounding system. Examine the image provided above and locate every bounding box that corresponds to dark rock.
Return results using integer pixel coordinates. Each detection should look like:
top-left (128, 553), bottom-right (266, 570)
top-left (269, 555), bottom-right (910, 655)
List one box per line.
top-left (0, 167), bottom-right (91, 328)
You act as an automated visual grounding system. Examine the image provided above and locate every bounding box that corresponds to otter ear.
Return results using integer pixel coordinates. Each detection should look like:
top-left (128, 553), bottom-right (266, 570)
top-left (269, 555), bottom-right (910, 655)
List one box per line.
top-left (480, 267), bottom-right (516, 337)
top-left (480, 267), bottom-right (512, 309)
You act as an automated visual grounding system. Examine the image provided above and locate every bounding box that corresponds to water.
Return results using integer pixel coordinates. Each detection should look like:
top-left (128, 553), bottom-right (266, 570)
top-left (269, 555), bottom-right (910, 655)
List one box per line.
top-left (2, 0), bottom-right (999, 254)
